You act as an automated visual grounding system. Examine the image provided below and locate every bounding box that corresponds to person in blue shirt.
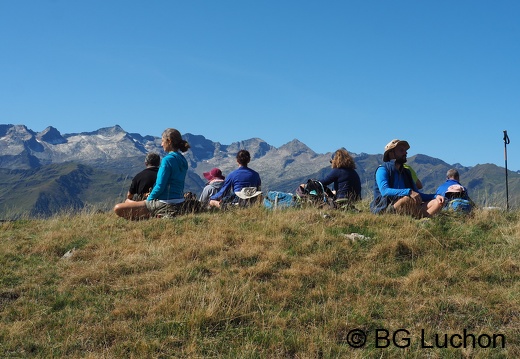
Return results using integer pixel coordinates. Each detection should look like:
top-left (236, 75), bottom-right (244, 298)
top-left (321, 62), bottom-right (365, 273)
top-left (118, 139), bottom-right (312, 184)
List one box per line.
top-left (370, 139), bottom-right (444, 218)
top-left (209, 150), bottom-right (261, 208)
top-left (320, 148), bottom-right (361, 202)
top-left (435, 169), bottom-right (469, 198)
top-left (435, 168), bottom-right (474, 211)
top-left (114, 128), bottom-right (190, 220)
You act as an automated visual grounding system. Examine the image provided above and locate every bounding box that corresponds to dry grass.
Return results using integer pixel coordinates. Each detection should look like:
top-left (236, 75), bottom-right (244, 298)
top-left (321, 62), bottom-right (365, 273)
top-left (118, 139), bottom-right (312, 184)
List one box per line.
top-left (0, 205), bottom-right (519, 358)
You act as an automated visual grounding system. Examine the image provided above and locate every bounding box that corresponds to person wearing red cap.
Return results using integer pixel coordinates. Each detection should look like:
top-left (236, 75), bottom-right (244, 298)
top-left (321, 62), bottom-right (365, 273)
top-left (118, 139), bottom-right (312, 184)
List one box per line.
top-left (199, 168), bottom-right (225, 207)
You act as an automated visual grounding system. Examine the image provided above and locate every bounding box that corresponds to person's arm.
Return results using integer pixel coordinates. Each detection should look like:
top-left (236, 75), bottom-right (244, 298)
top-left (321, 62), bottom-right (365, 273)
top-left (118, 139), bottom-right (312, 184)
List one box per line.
top-left (435, 183), bottom-right (447, 197)
top-left (210, 176), bottom-right (233, 201)
top-left (320, 169), bottom-right (337, 187)
top-left (257, 172), bottom-right (261, 189)
top-left (420, 192), bottom-right (436, 202)
top-left (127, 176), bottom-right (138, 200)
top-left (375, 167), bottom-right (411, 197)
top-left (405, 169), bottom-right (435, 202)
top-left (412, 179), bottom-right (435, 202)
top-left (199, 185), bottom-right (214, 204)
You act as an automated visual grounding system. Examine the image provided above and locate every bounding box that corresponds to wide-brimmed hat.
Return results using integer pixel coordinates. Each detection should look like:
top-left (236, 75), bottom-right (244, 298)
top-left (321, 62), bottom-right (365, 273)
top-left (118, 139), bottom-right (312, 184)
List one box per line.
top-left (235, 187), bottom-right (262, 199)
top-left (383, 139), bottom-right (410, 162)
top-left (203, 168), bottom-right (225, 181)
top-left (446, 184), bottom-right (465, 193)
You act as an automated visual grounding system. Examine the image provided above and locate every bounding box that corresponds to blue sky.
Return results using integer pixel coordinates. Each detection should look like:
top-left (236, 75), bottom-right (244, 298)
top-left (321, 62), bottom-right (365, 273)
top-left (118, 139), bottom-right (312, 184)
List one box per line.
top-left (1, 1), bottom-right (519, 170)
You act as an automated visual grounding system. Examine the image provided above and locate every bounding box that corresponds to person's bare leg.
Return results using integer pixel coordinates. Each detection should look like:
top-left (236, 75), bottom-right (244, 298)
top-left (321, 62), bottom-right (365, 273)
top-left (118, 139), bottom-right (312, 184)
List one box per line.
top-left (423, 199), bottom-right (443, 217)
top-left (114, 200), bottom-right (150, 220)
top-left (209, 199), bottom-right (221, 208)
top-left (393, 196), bottom-right (422, 218)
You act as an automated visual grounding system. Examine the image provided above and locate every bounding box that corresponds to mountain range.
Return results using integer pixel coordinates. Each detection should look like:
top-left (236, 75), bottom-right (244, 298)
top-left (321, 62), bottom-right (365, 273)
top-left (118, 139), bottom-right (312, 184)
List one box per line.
top-left (1, 124), bottom-right (518, 218)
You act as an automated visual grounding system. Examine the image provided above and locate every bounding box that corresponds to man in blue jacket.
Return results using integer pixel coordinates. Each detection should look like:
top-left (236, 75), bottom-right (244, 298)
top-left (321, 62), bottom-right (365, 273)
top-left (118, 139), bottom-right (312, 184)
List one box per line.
top-left (370, 139), bottom-right (445, 218)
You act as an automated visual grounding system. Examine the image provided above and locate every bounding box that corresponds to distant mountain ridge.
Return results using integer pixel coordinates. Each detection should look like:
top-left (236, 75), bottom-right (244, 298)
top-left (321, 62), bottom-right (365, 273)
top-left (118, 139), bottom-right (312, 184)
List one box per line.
top-left (1, 124), bottom-right (518, 218)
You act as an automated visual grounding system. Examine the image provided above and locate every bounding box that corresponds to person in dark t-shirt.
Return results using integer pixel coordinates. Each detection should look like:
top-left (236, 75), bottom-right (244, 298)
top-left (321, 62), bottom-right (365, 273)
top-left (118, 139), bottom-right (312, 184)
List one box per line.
top-left (127, 152), bottom-right (160, 200)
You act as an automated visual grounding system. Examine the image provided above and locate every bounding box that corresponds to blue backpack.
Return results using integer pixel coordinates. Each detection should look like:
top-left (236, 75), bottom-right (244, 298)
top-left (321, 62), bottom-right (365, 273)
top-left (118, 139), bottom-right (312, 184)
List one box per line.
top-left (263, 191), bottom-right (298, 210)
top-left (446, 198), bottom-right (473, 213)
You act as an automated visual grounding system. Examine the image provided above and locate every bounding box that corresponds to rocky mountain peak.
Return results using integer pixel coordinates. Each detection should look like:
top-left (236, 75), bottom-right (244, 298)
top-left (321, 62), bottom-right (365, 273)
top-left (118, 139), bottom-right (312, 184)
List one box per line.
top-left (37, 126), bottom-right (66, 145)
top-left (183, 133), bottom-right (219, 163)
top-left (65, 125), bottom-right (126, 138)
top-left (279, 139), bottom-right (316, 156)
top-left (0, 124), bottom-right (34, 141)
top-left (94, 125), bottom-right (126, 136)
top-left (226, 138), bottom-right (274, 159)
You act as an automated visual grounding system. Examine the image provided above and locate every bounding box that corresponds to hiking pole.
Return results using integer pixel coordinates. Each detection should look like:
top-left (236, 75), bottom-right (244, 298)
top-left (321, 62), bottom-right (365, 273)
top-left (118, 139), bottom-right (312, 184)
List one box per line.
top-left (503, 130), bottom-right (510, 211)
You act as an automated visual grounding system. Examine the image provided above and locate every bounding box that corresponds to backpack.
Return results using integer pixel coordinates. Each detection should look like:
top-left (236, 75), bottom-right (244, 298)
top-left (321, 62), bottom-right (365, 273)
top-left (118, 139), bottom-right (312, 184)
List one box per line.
top-left (263, 191), bottom-right (298, 210)
top-left (444, 186), bottom-right (473, 214)
top-left (296, 179), bottom-right (336, 209)
top-left (181, 192), bottom-right (203, 214)
top-left (220, 187), bottom-right (262, 209)
top-left (446, 198), bottom-right (473, 213)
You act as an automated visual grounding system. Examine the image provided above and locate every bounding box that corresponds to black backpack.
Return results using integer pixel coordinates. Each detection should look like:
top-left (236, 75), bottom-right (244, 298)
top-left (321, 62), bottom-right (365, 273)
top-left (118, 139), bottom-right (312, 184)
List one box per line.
top-left (296, 179), bottom-right (336, 209)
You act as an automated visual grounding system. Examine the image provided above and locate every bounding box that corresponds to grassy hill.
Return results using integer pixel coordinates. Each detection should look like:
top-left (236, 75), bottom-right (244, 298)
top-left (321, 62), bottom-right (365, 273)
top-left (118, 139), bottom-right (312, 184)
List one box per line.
top-left (1, 204), bottom-right (518, 358)
top-left (0, 161), bottom-right (207, 220)
top-left (0, 163), bottom-right (130, 219)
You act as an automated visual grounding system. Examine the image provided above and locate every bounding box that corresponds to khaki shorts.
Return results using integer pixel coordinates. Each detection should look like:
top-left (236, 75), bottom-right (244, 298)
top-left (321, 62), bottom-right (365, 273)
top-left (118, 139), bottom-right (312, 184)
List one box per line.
top-left (145, 199), bottom-right (203, 218)
top-left (145, 200), bottom-right (184, 218)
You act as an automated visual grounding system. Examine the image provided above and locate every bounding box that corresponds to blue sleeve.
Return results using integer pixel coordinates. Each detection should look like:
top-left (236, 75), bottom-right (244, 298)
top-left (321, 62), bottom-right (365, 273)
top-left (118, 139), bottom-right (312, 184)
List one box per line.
top-left (435, 182), bottom-right (449, 197)
top-left (320, 169), bottom-right (337, 187)
top-left (255, 171), bottom-right (261, 188)
top-left (415, 182), bottom-right (434, 202)
top-left (210, 176), bottom-right (233, 200)
top-left (420, 192), bottom-right (436, 201)
top-left (375, 166), bottom-right (411, 197)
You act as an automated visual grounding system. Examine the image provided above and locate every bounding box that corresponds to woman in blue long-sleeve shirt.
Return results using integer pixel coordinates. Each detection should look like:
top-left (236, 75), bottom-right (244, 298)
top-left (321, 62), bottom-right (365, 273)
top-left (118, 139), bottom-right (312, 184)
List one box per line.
top-left (114, 128), bottom-right (190, 220)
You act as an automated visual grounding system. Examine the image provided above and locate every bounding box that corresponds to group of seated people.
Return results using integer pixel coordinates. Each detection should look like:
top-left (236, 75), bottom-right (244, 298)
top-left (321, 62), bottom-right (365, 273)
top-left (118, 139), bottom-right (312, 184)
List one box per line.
top-left (114, 129), bottom-right (471, 220)
top-left (370, 139), bottom-right (472, 218)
